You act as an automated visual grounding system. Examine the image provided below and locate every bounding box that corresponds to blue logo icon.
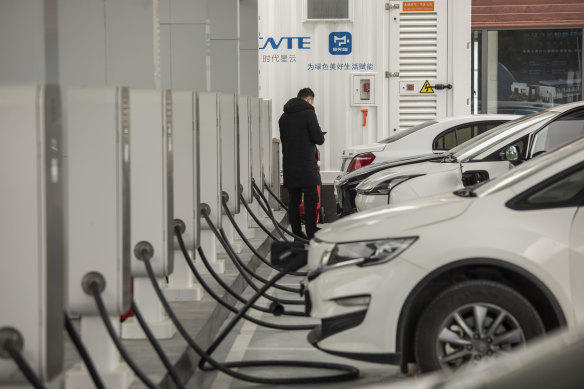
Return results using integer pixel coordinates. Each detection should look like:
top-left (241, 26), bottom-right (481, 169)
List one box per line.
top-left (329, 32), bottom-right (352, 55)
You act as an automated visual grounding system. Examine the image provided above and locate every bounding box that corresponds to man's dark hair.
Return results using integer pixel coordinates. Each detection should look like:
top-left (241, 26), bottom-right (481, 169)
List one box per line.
top-left (297, 88), bottom-right (315, 99)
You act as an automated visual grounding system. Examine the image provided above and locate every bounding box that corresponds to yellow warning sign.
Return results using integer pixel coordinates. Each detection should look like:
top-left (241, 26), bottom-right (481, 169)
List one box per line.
top-left (420, 80), bottom-right (434, 93)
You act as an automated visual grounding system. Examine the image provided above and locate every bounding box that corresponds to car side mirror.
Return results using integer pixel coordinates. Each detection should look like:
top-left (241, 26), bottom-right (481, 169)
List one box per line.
top-left (501, 145), bottom-right (519, 161)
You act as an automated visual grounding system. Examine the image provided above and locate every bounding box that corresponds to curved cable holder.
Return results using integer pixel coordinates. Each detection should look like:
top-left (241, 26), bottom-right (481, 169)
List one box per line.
top-left (142, 230), bottom-right (360, 385)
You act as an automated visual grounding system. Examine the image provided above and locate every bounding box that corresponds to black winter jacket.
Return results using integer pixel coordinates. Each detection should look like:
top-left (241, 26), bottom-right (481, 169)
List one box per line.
top-left (278, 97), bottom-right (325, 188)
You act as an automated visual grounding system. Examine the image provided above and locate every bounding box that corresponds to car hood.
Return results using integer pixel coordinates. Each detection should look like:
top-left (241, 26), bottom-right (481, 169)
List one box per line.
top-left (338, 152), bottom-right (441, 185)
top-left (356, 160), bottom-right (458, 191)
top-left (342, 143), bottom-right (386, 157)
top-left (315, 193), bottom-right (472, 243)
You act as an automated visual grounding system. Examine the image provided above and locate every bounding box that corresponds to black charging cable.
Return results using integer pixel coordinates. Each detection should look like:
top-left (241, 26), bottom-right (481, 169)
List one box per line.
top-left (221, 197), bottom-right (308, 277)
top-left (252, 189), bottom-right (290, 241)
top-left (0, 327), bottom-right (46, 389)
top-left (200, 209), bottom-right (303, 306)
top-left (218, 226), bottom-right (302, 294)
top-left (83, 272), bottom-right (160, 389)
top-left (252, 180), bottom-right (309, 243)
top-left (64, 313), bottom-right (107, 389)
top-left (239, 193), bottom-right (282, 241)
top-left (138, 236), bottom-right (360, 384)
top-left (262, 178), bottom-right (288, 211)
top-left (131, 300), bottom-right (185, 389)
top-left (194, 225), bottom-right (305, 318)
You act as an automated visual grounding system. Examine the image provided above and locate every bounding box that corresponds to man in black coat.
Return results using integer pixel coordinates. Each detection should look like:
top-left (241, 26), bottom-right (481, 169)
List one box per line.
top-left (279, 88), bottom-right (325, 240)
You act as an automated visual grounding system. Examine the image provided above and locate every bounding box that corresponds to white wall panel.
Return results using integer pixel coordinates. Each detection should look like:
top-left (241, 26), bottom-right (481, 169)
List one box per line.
top-left (160, 25), bottom-right (172, 89)
top-left (211, 39), bottom-right (240, 93)
top-left (171, 24), bottom-right (209, 91)
top-left (0, 1), bottom-right (45, 82)
top-left (170, 0), bottom-right (208, 23)
top-left (209, 0), bottom-right (239, 39)
top-left (240, 49), bottom-right (259, 97)
top-left (105, 0), bottom-right (156, 88)
top-left (58, 0), bottom-right (107, 85)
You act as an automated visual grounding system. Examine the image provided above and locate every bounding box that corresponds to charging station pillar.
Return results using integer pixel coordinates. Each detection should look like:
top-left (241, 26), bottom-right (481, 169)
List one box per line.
top-left (121, 89), bottom-right (176, 339)
top-left (248, 97), bottom-right (263, 228)
top-left (65, 86), bottom-right (133, 389)
top-left (164, 90), bottom-right (203, 301)
top-left (0, 84), bottom-right (65, 387)
top-left (218, 93), bottom-right (243, 253)
top-left (198, 91), bottom-right (225, 274)
top-left (233, 95), bottom-right (256, 237)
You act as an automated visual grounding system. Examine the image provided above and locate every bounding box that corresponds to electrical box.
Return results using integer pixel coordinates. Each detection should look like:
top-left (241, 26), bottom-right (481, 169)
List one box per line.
top-left (0, 83), bottom-right (65, 384)
top-left (238, 96), bottom-right (253, 204)
top-left (219, 93), bottom-right (241, 214)
top-left (67, 86), bottom-right (131, 316)
top-left (172, 91), bottom-right (200, 250)
top-left (352, 73), bottom-right (376, 105)
top-left (129, 89), bottom-right (174, 277)
top-left (250, 97), bottom-right (262, 201)
top-left (260, 99), bottom-right (272, 189)
top-left (198, 92), bottom-right (223, 228)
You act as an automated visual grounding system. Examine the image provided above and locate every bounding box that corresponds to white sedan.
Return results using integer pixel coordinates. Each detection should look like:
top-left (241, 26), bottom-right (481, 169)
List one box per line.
top-left (339, 115), bottom-right (519, 174)
top-left (305, 136), bottom-right (584, 373)
top-left (355, 101), bottom-right (584, 211)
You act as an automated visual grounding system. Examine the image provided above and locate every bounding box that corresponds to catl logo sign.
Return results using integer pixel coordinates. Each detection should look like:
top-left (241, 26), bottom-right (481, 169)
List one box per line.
top-left (259, 36), bottom-right (311, 50)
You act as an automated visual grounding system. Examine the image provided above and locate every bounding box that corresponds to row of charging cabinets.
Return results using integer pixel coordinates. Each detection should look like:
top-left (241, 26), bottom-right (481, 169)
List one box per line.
top-left (0, 83), bottom-right (274, 384)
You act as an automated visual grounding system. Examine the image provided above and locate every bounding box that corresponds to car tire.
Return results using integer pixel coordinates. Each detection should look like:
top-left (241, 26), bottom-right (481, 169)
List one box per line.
top-left (414, 280), bottom-right (545, 373)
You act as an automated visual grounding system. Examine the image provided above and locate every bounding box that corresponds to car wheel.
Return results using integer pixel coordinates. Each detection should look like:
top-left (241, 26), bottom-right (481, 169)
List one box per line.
top-left (414, 280), bottom-right (545, 373)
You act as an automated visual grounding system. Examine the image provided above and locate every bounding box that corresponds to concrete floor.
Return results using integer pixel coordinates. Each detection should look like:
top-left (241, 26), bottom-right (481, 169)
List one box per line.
top-left (62, 213), bottom-right (415, 389)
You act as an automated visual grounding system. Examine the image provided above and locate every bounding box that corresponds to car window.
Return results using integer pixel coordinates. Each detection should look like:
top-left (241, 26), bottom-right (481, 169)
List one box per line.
top-left (452, 112), bottom-right (554, 160)
top-left (507, 163), bottom-right (584, 210)
top-left (482, 134), bottom-right (529, 162)
top-left (433, 121), bottom-right (509, 151)
top-left (433, 129), bottom-right (457, 150)
top-left (529, 109), bottom-right (584, 158)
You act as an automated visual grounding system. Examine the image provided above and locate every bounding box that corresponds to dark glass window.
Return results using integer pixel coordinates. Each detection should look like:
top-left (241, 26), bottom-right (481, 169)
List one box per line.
top-left (507, 163), bottom-right (584, 210)
top-left (433, 121), bottom-right (507, 151)
top-left (307, 0), bottom-right (349, 19)
top-left (495, 29), bottom-right (582, 114)
top-left (530, 108), bottom-right (584, 157)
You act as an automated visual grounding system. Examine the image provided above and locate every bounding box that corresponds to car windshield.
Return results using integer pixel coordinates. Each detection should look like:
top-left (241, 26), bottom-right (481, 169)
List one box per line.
top-left (378, 121), bottom-right (437, 144)
top-left (474, 137), bottom-right (584, 197)
top-left (447, 111), bottom-right (556, 161)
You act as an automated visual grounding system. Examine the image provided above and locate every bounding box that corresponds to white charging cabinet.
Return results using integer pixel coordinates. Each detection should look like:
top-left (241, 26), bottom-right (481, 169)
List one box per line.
top-left (198, 92), bottom-right (222, 228)
top-left (238, 96), bottom-right (253, 203)
top-left (164, 91), bottom-right (203, 301)
top-left (260, 99), bottom-right (272, 189)
top-left (0, 83), bottom-right (65, 384)
top-left (128, 89), bottom-right (174, 278)
top-left (171, 91), bottom-right (200, 250)
top-left (67, 85), bottom-right (131, 316)
top-left (219, 93), bottom-right (240, 214)
top-left (250, 97), bottom-right (262, 200)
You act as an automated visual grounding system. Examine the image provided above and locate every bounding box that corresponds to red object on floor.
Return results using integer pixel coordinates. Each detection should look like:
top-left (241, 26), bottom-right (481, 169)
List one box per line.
top-left (299, 150), bottom-right (322, 223)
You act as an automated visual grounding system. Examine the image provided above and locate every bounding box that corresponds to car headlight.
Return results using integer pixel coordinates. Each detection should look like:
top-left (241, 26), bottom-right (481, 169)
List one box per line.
top-left (356, 175), bottom-right (424, 195)
top-left (321, 237), bottom-right (417, 269)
